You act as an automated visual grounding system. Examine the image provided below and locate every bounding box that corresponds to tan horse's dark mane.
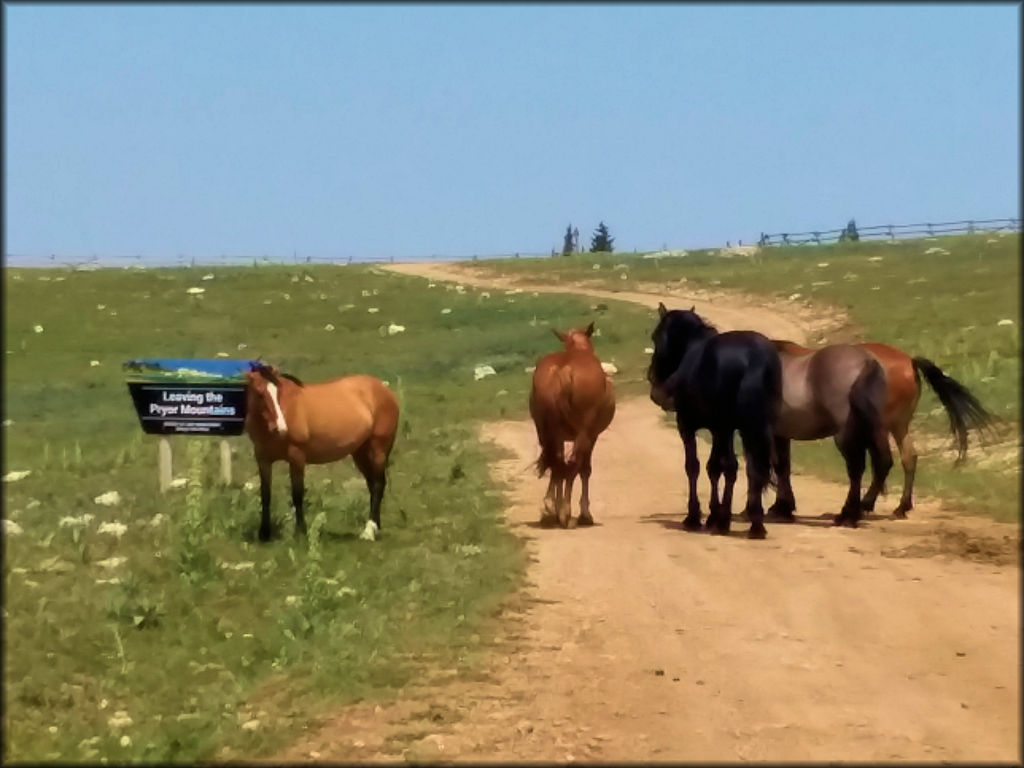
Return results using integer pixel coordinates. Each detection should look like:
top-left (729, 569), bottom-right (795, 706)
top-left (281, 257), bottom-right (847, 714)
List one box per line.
top-left (249, 362), bottom-right (304, 387)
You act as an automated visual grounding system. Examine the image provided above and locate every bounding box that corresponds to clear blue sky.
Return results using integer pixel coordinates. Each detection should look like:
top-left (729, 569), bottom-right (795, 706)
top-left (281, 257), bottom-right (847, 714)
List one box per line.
top-left (4, 3), bottom-right (1020, 262)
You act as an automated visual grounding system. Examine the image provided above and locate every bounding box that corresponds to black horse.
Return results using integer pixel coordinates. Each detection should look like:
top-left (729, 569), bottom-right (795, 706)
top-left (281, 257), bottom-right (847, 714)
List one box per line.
top-left (647, 303), bottom-right (783, 539)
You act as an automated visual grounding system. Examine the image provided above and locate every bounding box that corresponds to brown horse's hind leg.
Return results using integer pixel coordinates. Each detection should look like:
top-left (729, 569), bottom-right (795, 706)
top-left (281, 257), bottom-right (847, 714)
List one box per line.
top-left (288, 455), bottom-right (307, 537)
top-left (353, 440), bottom-right (389, 530)
top-left (575, 438), bottom-right (596, 527)
top-left (767, 436), bottom-right (796, 521)
top-left (892, 424), bottom-right (916, 518)
top-left (539, 440), bottom-right (564, 527)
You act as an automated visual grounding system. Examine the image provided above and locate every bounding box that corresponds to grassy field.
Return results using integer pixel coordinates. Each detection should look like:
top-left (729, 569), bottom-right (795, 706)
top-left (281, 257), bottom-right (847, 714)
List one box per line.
top-left (463, 232), bottom-right (1021, 521)
top-left (2, 263), bottom-right (656, 762)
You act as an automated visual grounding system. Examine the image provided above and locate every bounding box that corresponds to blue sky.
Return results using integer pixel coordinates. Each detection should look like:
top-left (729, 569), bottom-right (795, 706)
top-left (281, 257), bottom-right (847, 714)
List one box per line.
top-left (4, 3), bottom-right (1020, 262)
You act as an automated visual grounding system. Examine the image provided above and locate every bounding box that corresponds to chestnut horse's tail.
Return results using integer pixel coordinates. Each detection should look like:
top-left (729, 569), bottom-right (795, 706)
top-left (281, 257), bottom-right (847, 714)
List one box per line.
top-left (912, 357), bottom-right (995, 463)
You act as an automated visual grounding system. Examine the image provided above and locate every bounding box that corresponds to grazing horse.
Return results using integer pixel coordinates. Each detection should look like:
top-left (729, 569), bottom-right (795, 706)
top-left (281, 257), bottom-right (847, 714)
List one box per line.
top-left (774, 341), bottom-right (994, 518)
top-left (529, 322), bottom-right (616, 528)
top-left (766, 341), bottom-right (893, 527)
top-left (647, 304), bottom-right (782, 539)
top-left (244, 363), bottom-right (399, 542)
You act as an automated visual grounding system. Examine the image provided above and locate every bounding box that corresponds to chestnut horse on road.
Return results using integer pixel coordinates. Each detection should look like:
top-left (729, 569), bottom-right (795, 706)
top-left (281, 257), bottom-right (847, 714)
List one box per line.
top-left (244, 363), bottom-right (399, 542)
top-left (529, 322), bottom-right (616, 528)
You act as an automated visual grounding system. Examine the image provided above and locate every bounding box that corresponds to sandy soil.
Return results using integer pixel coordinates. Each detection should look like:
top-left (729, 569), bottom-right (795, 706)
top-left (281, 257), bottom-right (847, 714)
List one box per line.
top-left (274, 261), bottom-right (1020, 763)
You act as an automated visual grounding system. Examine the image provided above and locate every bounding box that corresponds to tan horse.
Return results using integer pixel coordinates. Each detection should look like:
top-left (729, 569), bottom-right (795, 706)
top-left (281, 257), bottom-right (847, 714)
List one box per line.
top-left (244, 363), bottom-right (399, 542)
top-left (529, 322), bottom-right (616, 528)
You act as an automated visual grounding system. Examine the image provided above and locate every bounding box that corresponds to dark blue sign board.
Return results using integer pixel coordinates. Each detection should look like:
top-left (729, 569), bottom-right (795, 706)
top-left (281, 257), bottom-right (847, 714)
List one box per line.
top-left (124, 358), bottom-right (260, 436)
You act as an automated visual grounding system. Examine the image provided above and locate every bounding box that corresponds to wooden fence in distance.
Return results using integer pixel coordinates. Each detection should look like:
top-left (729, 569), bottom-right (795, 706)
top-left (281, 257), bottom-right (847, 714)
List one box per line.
top-left (758, 217), bottom-right (1020, 247)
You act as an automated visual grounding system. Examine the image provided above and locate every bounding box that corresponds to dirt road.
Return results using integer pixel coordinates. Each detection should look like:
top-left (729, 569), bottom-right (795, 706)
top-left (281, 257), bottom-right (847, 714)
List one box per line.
top-left (277, 261), bottom-right (1020, 763)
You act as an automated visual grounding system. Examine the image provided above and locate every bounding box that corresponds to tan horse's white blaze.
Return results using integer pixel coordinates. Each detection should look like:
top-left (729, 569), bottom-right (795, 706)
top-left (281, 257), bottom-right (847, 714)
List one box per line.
top-left (266, 381), bottom-right (288, 434)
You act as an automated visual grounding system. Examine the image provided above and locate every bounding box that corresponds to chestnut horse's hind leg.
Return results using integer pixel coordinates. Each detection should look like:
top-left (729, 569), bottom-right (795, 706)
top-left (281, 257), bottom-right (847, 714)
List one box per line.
top-left (257, 459), bottom-right (274, 542)
top-left (891, 424), bottom-right (916, 518)
top-left (575, 437), bottom-right (596, 527)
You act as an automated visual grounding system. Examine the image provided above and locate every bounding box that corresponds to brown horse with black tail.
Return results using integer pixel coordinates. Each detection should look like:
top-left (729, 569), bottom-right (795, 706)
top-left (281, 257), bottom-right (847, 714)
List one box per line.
top-left (529, 322), bottom-right (616, 528)
top-left (772, 341), bottom-right (994, 518)
top-left (244, 363), bottom-right (399, 542)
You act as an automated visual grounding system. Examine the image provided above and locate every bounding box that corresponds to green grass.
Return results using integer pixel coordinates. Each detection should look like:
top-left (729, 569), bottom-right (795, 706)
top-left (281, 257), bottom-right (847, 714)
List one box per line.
top-left (2, 263), bottom-right (656, 762)
top-left (465, 233), bottom-right (1021, 521)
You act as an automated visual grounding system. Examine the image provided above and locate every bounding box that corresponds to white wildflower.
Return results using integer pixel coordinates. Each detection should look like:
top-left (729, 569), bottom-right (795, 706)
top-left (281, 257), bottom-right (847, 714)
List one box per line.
top-left (620, 273), bottom-right (628, 280)
top-left (90, 360), bottom-right (101, 366)
top-left (290, 275), bottom-right (299, 283)
top-left (99, 699), bottom-right (109, 710)
top-left (96, 556), bottom-right (127, 569)
top-left (924, 247), bottom-right (949, 255)
top-left (367, 307), bottom-right (379, 313)
top-left (149, 513), bottom-right (167, 527)
top-left (440, 308), bottom-right (452, 314)
top-left (324, 323), bottom-right (335, 331)
top-left (480, 292), bottom-right (490, 299)
top-left (788, 293), bottom-right (802, 301)
top-left (97, 304), bottom-right (106, 310)
top-left (168, 478), bottom-right (187, 489)
top-left (474, 364), bottom-right (497, 380)
top-left (428, 282), bottom-right (436, 288)
top-left (220, 561), bottom-right (255, 571)
top-left (243, 480), bottom-right (256, 491)
top-left (33, 325), bottom-right (44, 333)
top-left (4, 519), bottom-right (24, 536)
top-left (95, 577), bottom-right (122, 585)
top-left (185, 287), bottom-right (205, 295)
top-left (361, 289), bottom-right (371, 297)
top-left (241, 719), bottom-right (261, 731)
top-left (282, 292), bottom-right (291, 300)
top-left (868, 256), bottom-right (883, 262)
top-left (997, 319), bottom-right (1014, 326)
top-left (387, 323), bottom-right (405, 335)
top-left (810, 281), bottom-right (832, 287)
top-left (237, 343), bottom-right (247, 350)
top-left (2, 419), bottom-right (13, 427)
top-left (201, 274), bottom-right (215, 281)
top-left (94, 491), bottom-right (122, 506)
top-left (592, 264), bottom-right (601, 270)
top-left (525, 365), bottom-right (536, 373)
top-left (263, 300), bottom-right (272, 305)
top-left (49, 726), bottom-right (58, 734)
top-left (871, 286), bottom-right (881, 291)
top-left (59, 513), bottom-right (94, 528)
top-left (304, 274), bottom-right (315, 283)
top-left (455, 285), bottom-right (466, 293)
top-left (284, 595), bottom-right (301, 606)
top-left (120, 735), bottom-right (131, 748)
top-left (816, 262), bottom-right (829, 268)
top-left (98, 522), bottom-right (128, 539)
top-left (107, 711), bottom-right (133, 729)
top-left (644, 346), bottom-right (654, 354)
top-left (215, 352), bottom-right (229, 357)
top-left (3, 470), bottom-right (31, 483)
top-left (601, 362), bottom-right (618, 375)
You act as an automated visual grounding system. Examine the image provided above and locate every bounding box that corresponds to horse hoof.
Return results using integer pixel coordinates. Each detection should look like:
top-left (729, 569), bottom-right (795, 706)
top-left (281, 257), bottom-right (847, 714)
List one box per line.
top-left (258, 529), bottom-right (272, 543)
top-left (833, 514), bottom-right (858, 528)
top-left (747, 525), bottom-right (767, 539)
top-left (577, 514), bottom-right (594, 527)
top-left (767, 508), bottom-right (795, 522)
top-left (682, 518), bottom-right (702, 531)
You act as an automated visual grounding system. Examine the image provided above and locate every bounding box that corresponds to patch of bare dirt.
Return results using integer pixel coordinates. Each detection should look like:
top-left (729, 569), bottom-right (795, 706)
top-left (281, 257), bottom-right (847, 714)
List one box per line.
top-left (272, 261), bottom-right (1020, 763)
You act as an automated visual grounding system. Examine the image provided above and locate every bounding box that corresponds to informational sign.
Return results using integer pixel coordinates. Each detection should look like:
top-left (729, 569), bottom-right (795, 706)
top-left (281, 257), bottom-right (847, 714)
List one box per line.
top-left (123, 358), bottom-right (259, 435)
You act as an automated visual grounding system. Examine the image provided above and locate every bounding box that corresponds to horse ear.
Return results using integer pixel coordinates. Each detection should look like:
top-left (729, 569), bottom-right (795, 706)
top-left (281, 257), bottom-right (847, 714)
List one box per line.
top-left (657, 302), bottom-right (668, 318)
top-left (584, 321), bottom-right (595, 337)
top-left (552, 329), bottom-right (567, 343)
top-left (690, 304), bottom-right (696, 312)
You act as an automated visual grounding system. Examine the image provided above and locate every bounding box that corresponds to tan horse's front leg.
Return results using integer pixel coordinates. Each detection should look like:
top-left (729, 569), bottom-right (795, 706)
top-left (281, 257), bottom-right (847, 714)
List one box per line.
top-left (287, 451), bottom-right (307, 537)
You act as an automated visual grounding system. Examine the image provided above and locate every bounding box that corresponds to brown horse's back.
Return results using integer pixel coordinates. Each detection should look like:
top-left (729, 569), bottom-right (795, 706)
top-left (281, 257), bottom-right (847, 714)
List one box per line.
top-left (530, 350), bottom-right (615, 441)
top-left (290, 375), bottom-right (399, 464)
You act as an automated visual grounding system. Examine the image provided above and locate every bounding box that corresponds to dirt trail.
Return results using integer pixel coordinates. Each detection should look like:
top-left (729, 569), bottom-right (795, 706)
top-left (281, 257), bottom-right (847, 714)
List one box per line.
top-left (277, 261), bottom-right (1020, 763)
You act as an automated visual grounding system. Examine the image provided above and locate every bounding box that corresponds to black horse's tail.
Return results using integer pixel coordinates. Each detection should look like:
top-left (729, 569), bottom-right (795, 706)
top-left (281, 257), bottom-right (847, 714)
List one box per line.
top-left (912, 357), bottom-right (995, 463)
top-left (849, 360), bottom-right (893, 494)
top-left (737, 353), bottom-right (782, 491)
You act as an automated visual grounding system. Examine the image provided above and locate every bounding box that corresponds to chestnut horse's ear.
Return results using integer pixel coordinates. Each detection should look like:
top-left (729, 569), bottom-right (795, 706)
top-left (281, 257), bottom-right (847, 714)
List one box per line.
top-left (584, 321), bottom-right (595, 337)
top-left (552, 329), bottom-right (567, 343)
top-left (657, 302), bottom-right (668, 318)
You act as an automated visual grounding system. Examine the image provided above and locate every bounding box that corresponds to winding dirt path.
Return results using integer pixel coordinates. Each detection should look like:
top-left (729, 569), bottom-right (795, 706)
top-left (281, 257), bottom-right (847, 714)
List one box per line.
top-left (277, 261), bottom-right (1020, 763)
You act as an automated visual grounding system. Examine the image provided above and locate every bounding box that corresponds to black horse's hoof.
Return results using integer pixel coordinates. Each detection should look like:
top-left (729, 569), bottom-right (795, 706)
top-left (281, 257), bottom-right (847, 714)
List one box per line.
top-left (766, 507), bottom-right (795, 522)
top-left (747, 525), bottom-right (767, 539)
top-left (682, 516), bottom-right (703, 531)
top-left (258, 529), bottom-right (272, 543)
top-left (833, 513), bottom-right (859, 528)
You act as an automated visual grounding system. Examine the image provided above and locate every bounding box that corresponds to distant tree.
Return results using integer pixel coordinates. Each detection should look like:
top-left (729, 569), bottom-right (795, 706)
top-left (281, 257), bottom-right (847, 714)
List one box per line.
top-left (561, 224), bottom-right (574, 256)
top-left (590, 221), bottom-right (615, 253)
top-left (838, 218), bottom-right (860, 242)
